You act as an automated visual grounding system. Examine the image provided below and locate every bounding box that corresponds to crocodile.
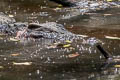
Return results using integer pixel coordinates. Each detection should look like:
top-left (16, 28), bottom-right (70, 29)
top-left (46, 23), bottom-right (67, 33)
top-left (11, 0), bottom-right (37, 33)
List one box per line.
top-left (0, 10), bottom-right (112, 63)
top-left (50, 0), bottom-right (120, 19)
top-left (0, 12), bottom-right (87, 41)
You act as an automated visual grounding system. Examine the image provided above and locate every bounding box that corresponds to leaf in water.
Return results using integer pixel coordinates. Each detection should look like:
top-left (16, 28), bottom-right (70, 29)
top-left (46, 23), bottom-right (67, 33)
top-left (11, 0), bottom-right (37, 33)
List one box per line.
top-left (114, 65), bottom-right (120, 68)
top-left (68, 53), bottom-right (80, 58)
top-left (65, 40), bottom-right (72, 43)
top-left (107, 0), bottom-right (113, 2)
top-left (9, 14), bottom-right (14, 18)
top-left (77, 34), bottom-right (88, 37)
top-left (13, 62), bottom-right (32, 66)
top-left (47, 45), bottom-right (57, 49)
top-left (63, 44), bottom-right (71, 48)
top-left (47, 41), bottom-right (72, 49)
top-left (10, 38), bottom-right (20, 42)
top-left (104, 14), bottom-right (112, 16)
top-left (11, 53), bottom-right (19, 56)
top-left (0, 66), bottom-right (4, 69)
top-left (58, 4), bottom-right (63, 7)
top-left (105, 36), bottom-right (120, 40)
top-left (53, 7), bottom-right (61, 11)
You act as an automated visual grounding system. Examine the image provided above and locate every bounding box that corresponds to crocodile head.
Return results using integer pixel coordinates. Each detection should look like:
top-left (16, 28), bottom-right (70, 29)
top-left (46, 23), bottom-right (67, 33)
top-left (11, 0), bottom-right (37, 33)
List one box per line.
top-left (17, 22), bottom-right (74, 39)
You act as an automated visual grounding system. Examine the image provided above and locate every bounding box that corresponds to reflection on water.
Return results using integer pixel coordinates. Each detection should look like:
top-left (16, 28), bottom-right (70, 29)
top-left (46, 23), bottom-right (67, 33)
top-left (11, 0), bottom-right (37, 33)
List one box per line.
top-left (0, 0), bottom-right (120, 80)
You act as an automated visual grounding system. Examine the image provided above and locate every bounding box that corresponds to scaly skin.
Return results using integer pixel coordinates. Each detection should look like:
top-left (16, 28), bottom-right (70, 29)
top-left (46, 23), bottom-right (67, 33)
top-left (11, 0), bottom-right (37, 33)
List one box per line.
top-left (0, 13), bottom-right (85, 41)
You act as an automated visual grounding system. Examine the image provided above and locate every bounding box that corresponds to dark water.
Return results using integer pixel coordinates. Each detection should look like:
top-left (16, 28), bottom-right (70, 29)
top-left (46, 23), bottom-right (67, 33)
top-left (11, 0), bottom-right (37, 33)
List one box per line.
top-left (0, 0), bottom-right (120, 80)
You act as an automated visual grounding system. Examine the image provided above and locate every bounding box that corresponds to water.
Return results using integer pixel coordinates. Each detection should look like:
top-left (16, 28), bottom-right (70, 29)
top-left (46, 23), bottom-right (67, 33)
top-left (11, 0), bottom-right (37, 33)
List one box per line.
top-left (0, 0), bottom-right (120, 80)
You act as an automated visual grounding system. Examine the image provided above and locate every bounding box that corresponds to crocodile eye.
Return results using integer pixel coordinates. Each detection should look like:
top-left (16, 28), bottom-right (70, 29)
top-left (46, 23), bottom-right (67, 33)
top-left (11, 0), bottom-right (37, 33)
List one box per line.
top-left (28, 23), bottom-right (42, 30)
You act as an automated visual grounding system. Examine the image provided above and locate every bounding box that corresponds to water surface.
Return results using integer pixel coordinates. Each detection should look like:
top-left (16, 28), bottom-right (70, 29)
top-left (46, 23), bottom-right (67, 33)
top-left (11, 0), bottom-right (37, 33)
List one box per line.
top-left (0, 0), bottom-right (120, 80)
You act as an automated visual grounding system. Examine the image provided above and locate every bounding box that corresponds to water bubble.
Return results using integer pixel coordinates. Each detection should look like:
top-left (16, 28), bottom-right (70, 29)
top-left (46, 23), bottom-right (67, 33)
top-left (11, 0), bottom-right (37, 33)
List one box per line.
top-left (77, 45), bottom-right (79, 48)
top-left (40, 76), bottom-right (43, 79)
top-left (99, 56), bottom-right (102, 59)
top-left (4, 40), bottom-right (7, 42)
top-left (115, 68), bottom-right (118, 74)
top-left (4, 58), bottom-right (7, 60)
top-left (36, 70), bottom-right (40, 74)
top-left (28, 73), bottom-right (32, 76)
top-left (47, 57), bottom-right (51, 61)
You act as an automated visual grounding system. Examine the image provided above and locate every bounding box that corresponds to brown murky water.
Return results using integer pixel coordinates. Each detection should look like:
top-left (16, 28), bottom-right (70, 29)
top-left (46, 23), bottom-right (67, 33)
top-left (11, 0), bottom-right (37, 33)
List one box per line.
top-left (0, 0), bottom-right (120, 80)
